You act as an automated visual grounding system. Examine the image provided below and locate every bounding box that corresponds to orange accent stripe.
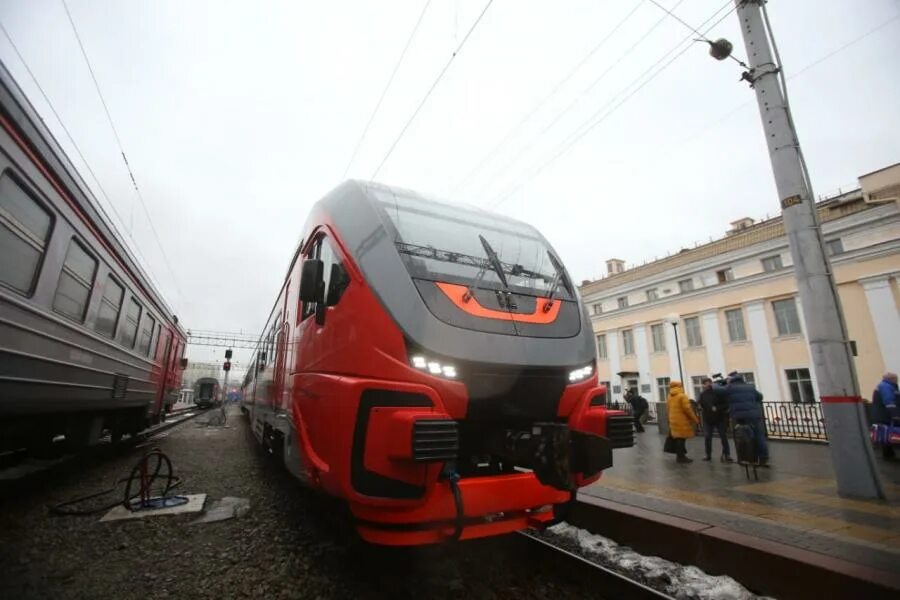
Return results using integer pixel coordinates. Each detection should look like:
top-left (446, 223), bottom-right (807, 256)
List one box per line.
top-left (435, 282), bottom-right (561, 324)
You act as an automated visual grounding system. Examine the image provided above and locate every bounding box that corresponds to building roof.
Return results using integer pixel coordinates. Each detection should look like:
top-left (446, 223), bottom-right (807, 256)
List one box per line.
top-left (579, 190), bottom-right (873, 296)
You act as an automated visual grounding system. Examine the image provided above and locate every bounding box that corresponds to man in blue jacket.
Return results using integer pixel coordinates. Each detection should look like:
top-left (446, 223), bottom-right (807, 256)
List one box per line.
top-left (714, 373), bottom-right (769, 466)
top-left (874, 372), bottom-right (898, 459)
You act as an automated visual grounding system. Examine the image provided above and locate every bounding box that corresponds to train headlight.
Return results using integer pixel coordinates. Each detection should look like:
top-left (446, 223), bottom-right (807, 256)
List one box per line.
top-left (568, 363), bottom-right (594, 383)
top-left (410, 355), bottom-right (458, 379)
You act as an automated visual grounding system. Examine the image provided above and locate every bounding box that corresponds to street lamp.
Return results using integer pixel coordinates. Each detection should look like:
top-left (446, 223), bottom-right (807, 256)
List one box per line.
top-left (665, 313), bottom-right (684, 383)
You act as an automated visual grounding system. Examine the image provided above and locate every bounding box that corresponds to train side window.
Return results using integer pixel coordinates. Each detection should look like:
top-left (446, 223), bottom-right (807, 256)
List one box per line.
top-left (52, 238), bottom-right (98, 322)
top-left (150, 323), bottom-right (160, 358)
top-left (138, 313), bottom-right (156, 356)
top-left (0, 172), bottom-right (53, 295)
top-left (119, 297), bottom-right (142, 349)
top-left (94, 274), bottom-right (124, 338)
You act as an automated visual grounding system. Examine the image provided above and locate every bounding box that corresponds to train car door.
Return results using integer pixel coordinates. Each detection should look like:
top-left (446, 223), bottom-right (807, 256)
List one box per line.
top-left (154, 330), bottom-right (173, 419)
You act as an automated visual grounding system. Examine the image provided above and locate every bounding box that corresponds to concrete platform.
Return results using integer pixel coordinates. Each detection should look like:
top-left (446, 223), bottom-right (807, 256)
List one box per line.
top-left (583, 425), bottom-right (900, 574)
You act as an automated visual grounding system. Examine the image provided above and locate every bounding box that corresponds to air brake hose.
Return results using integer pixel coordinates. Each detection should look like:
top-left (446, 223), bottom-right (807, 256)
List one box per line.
top-left (441, 463), bottom-right (465, 542)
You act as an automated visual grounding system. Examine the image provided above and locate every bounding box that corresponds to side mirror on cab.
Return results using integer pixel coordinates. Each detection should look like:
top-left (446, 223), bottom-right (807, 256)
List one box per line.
top-left (300, 259), bottom-right (324, 303)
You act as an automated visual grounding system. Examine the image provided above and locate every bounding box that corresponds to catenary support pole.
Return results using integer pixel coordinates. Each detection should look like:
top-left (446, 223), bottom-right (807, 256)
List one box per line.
top-left (733, 0), bottom-right (883, 498)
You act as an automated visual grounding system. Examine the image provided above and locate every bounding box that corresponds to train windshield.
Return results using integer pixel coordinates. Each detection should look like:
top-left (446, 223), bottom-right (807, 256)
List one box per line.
top-left (372, 187), bottom-right (571, 298)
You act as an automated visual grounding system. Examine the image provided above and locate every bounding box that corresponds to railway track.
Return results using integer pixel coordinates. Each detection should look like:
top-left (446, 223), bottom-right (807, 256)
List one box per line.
top-left (512, 531), bottom-right (675, 599)
top-left (0, 406), bottom-right (207, 493)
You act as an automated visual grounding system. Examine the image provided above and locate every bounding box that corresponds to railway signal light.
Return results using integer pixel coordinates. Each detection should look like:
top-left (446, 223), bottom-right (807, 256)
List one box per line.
top-left (225, 349), bottom-right (233, 359)
top-left (223, 361), bottom-right (231, 372)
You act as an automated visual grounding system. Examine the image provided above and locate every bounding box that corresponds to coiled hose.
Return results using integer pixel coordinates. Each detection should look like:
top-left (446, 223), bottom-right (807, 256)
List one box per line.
top-left (50, 448), bottom-right (184, 516)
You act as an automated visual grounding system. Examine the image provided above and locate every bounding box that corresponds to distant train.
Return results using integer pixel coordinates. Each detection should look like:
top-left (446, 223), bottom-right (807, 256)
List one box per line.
top-left (241, 181), bottom-right (633, 545)
top-left (193, 377), bottom-right (220, 408)
top-left (0, 61), bottom-right (187, 451)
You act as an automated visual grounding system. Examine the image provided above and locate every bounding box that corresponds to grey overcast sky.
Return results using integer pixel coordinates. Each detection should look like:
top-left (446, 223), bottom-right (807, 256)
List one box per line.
top-left (1, 0), bottom-right (898, 367)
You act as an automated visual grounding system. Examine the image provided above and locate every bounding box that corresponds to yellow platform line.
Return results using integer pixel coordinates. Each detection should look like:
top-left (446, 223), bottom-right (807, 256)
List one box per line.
top-left (597, 475), bottom-right (900, 549)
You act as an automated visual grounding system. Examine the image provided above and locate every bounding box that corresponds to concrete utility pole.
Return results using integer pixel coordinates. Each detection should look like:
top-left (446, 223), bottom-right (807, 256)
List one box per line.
top-left (733, 0), bottom-right (883, 498)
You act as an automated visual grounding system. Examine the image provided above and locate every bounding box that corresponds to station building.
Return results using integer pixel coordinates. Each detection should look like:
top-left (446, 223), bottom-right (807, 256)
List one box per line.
top-left (580, 163), bottom-right (900, 420)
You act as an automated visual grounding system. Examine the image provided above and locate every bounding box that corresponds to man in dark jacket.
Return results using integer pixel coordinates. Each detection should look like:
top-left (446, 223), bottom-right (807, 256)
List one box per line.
top-left (714, 373), bottom-right (769, 466)
top-left (625, 388), bottom-right (649, 433)
top-left (873, 372), bottom-right (899, 459)
top-left (699, 378), bottom-right (732, 462)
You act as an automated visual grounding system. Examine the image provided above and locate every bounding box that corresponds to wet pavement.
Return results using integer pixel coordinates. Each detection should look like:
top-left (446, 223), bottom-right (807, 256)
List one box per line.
top-left (583, 425), bottom-right (900, 573)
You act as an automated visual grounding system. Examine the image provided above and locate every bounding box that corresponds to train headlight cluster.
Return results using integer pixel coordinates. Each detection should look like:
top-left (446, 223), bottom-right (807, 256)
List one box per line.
top-left (568, 363), bottom-right (593, 383)
top-left (411, 355), bottom-right (458, 379)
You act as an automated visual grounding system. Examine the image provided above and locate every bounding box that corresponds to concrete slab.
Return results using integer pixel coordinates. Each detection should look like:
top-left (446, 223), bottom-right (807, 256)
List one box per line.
top-left (99, 493), bottom-right (207, 522)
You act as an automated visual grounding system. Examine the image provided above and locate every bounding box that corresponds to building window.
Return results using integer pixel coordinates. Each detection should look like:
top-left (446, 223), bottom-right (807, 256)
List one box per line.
top-left (95, 275), bottom-right (124, 338)
top-left (826, 239), bottom-right (844, 256)
top-left (650, 323), bottom-right (666, 352)
top-left (678, 278), bottom-right (694, 293)
top-left (0, 173), bottom-right (53, 294)
top-left (119, 298), bottom-right (142, 349)
top-left (617, 296), bottom-right (629, 309)
top-left (786, 368), bottom-right (815, 403)
top-left (137, 313), bottom-right (156, 356)
top-left (689, 376), bottom-right (706, 401)
top-left (52, 239), bottom-right (98, 322)
top-left (592, 303), bottom-right (603, 315)
top-left (772, 298), bottom-right (802, 336)
top-left (622, 329), bottom-right (634, 355)
top-left (596, 334), bottom-right (607, 359)
top-left (724, 308), bottom-right (747, 342)
top-left (761, 255), bottom-right (783, 273)
top-left (736, 371), bottom-right (755, 386)
top-left (684, 316), bottom-right (702, 347)
top-left (646, 288), bottom-right (658, 302)
top-left (656, 377), bottom-right (670, 403)
top-left (716, 268), bottom-right (734, 284)
top-left (599, 381), bottom-right (611, 405)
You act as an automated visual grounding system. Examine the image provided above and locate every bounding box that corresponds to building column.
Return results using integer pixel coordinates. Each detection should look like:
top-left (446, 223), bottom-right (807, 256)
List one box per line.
top-left (794, 298), bottom-right (821, 400)
top-left (862, 275), bottom-right (900, 372)
top-left (607, 329), bottom-right (621, 395)
top-left (634, 324), bottom-right (651, 394)
top-left (664, 322), bottom-right (680, 381)
top-left (745, 300), bottom-right (782, 402)
top-left (700, 310), bottom-right (726, 377)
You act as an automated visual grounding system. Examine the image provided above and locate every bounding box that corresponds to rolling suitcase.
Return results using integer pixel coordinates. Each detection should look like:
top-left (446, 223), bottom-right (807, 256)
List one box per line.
top-left (734, 423), bottom-right (758, 480)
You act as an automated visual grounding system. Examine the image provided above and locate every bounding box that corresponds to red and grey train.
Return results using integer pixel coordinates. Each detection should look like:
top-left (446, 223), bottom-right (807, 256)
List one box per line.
top-left (242, 181), bottom-right (633, 545)
top-left (0, 61), bottom-right (187, 452)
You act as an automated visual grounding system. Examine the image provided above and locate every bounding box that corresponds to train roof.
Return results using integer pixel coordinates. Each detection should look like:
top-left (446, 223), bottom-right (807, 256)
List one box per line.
top-left (0, 59), bottom-right (184, 334)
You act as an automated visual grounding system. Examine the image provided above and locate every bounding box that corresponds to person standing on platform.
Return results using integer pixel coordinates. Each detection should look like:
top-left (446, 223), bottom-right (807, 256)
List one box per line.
top-left (625, 388), bottom-right (649, 433)
top-left (873, 372), bottom-right (899, 459)
top-left (699, 378), bottom-right (733, 462)
top-left (667, 381), bottom-right (699, 463)
top-left (715, 373), bottom-right (769, 466)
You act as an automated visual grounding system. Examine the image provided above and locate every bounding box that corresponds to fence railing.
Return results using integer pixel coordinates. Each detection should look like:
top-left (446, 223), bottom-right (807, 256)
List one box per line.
top-left (608, 400), bottom-right (828, 442)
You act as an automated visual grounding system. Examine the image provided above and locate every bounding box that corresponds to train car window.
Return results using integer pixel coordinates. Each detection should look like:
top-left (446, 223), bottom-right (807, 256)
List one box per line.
top-left (0, 172), bottom-right (53, 294)
top-left (119, 297), bottom-right (142, 348)
top-left (150, 323), bottom-right (161, 359)
top-left (52, 238), bottom-right (98, 322)
top-left (94, 275), bottom-right (124, 337)
top-left (137, 313), bottom-right (156, 356)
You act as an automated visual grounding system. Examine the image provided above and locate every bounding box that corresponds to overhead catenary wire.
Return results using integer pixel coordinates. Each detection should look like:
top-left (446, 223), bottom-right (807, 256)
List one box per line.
top-left (61, 0), bottom-right (185, 311)
top-left (370, 0), bottom-right (494, 180)
top-left (341, 0), bottom-right (433, 179)
top-left (448, 0), bottom-right (648, 196)
top-left (468, 0), bottom-right (691, 201)
top-left (647, 0), bottom-right (747, 66)
top-left (0, 21), bottom-right (172, 301)
top-left (489, 0), bottom-right (736, 208)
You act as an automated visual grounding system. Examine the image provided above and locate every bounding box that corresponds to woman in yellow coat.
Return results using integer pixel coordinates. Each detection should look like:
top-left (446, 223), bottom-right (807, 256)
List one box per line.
top-left (667, 381), bottom-right (700, 463)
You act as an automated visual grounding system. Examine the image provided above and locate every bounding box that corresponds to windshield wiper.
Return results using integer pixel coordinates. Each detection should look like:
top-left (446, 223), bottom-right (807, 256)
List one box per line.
top-left (479, 234), bottom-right (509, 290)
top-left (543, 249), bottom-right (570, 311)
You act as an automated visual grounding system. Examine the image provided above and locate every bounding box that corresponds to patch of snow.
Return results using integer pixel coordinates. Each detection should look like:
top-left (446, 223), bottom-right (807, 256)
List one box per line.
top-left (545, 523), bottom-right (770, 600)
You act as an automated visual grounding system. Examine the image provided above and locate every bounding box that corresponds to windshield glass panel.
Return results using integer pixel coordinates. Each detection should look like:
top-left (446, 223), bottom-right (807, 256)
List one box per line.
top-left (371, 186), bottom-right (567, 297)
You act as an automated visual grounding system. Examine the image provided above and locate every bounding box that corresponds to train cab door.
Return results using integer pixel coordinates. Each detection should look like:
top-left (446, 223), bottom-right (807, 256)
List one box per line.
top-left (155, 331), bottom-right (173, 419)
